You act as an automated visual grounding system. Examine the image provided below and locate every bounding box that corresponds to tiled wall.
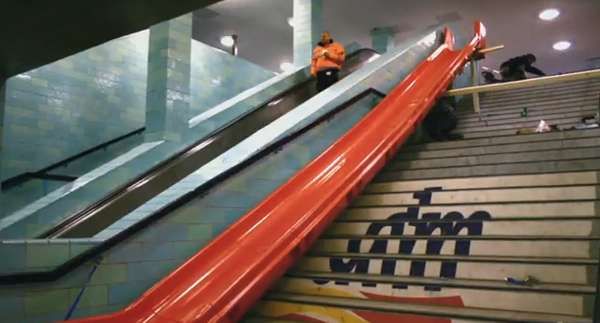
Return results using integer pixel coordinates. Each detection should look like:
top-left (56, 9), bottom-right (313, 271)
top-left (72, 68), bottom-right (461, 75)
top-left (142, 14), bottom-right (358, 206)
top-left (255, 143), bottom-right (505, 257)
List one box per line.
top-left (1, 32), bottom-right (275, 218)
top-left (0, 93), bottom-right (382, 323)
top-left (1, 30), bottom-right (150, 181)
top-left (190, 40), bottom-right (275, 117)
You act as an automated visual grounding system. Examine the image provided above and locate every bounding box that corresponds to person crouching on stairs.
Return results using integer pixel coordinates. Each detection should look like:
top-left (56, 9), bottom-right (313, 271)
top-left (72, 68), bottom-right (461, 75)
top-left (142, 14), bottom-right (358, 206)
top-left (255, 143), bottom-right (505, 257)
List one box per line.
top-left (424, 97), bottom-right (464, 141)
top-left (311, 32), bottom-right (346, 92)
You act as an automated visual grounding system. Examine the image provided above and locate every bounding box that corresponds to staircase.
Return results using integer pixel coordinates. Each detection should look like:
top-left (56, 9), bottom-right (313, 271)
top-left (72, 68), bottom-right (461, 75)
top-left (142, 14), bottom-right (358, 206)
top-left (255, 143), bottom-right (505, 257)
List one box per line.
top-left (246, 77), bottom-right (600, 322)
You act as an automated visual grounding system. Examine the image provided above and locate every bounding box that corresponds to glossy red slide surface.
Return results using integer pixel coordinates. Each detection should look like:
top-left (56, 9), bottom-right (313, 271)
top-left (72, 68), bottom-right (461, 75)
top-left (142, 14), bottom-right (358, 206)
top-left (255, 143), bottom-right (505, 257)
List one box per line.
top-left (67, 22), bottom-right (486, 323)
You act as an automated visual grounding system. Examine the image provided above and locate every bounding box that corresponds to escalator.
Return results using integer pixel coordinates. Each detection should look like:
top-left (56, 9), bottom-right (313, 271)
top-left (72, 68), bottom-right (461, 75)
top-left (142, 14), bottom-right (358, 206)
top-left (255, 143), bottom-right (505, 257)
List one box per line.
top-left (20, 48), bottom-right (379, 239)
top-left (60, 23), bottom-right (486, 323)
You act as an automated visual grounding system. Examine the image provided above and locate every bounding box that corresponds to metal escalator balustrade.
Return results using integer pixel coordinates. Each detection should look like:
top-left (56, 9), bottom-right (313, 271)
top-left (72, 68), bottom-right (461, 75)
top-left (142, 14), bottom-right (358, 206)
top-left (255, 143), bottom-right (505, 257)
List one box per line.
top-left (64, 22), bottom-right (487, 323)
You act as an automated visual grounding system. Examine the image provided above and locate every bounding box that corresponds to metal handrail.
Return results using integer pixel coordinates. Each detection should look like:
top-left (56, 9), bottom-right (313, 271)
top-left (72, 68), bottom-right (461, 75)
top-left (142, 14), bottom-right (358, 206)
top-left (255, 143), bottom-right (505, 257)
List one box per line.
top-left (448, 68), bottom-right (600, 96)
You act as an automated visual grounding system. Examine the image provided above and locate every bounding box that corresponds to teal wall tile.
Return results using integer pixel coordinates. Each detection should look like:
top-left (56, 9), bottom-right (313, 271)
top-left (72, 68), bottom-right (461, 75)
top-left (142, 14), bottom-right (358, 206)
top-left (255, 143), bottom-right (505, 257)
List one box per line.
top-left (0, 294), bottom-right (24, 321)
top-left (186, 224), bottom-right (212, 240)
top-left (0, 241), bottom-right (26, 272)
top-left (189, 41), bottom-right (274, 119)
top-left (107, 279), bottom-right (154, 306)
top-left (126, 260), bottom-right (180, 283)
top-left (145, 14), bottom-right (192, 142)
top-left (371, 27), bottom-right (395, 53)
top-left (88, 264), bottom-right (128, 285)
top-left (2, 30), bottom-right (149, 183)
top-left (293, 0), bottom-right (323, 66)
top-left (26, 241), bottom-right (70, 268)
top-left (69, 285), bottom-right (108, 309)
top-left (24, 289), bottom-right (71, 316)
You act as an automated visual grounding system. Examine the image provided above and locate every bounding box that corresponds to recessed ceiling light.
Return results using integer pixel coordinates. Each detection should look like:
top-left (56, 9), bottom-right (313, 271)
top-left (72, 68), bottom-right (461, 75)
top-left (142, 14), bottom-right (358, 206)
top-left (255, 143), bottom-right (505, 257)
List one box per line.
top-left (220, 35), bottom-right (235, 47)
top-left (287, 17), bottom-right (294, 27)
top-left (539, 8), bottom-right (560, 21)
top-left (280, 61), bottom-right (295, 73)
top-left (553, 41), bottom-right (571, 51)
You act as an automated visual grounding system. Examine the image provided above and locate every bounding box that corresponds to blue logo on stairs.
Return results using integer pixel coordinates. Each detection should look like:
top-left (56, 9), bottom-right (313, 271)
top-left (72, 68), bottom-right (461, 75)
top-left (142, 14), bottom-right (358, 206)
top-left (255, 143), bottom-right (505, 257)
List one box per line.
top-left (315, 187), bottom-right (492, 291)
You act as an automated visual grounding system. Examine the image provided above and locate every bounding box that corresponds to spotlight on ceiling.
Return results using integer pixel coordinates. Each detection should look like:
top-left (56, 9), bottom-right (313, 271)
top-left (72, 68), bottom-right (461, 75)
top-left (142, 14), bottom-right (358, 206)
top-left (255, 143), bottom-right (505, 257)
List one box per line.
top-left (280, 61), bottom-right (295, 73)
top-left (553, 41), bottom-right (571, 51)
top-left (539, 8), bottom-right (560, 21)
top-left (220, 35), bottom-right (235, 47)
top-left (287, 17), bottom-right (294, 27)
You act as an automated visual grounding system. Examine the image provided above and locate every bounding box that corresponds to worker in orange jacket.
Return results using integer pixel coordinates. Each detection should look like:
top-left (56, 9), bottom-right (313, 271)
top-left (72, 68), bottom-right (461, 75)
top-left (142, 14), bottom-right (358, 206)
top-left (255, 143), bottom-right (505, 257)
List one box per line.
top-left (311, 32), bottom-right (346, 92)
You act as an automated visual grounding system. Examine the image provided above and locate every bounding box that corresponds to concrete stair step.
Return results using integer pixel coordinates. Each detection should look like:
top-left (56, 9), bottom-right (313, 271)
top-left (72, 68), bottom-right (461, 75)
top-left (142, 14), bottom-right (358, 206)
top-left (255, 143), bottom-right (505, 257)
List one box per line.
top-left (457, 117), bottom-right (588, 134)
top-left (353, 186), bottom-right (599, 205)
top-left (479, 88), bottom-right (600, 110)
top-left (479, 80), bottom-right (600, 101)
top-left (286, 272), bottom-right (596, 295)
top-left (458, 104), bottom-right (598, 125)
top-left (481, 78), bottom-right (600, 99)
top-left (256, 293), bottom-right (593, 323)
top-left (464, 93), bottom-right (600, 113)
top-left (273, 274), bottom-right (595, 317)
top-left (297, 254), bottom-right (597, 285)
top-left (365, 172), bottom-right (599, 193)
top-left (329, 219), bottom-right (600, 237)
top-left (307, 252), bottom-right (598, 265)
top-left (376, 158), bottom-right (600, 180)
top-left (394, 136), bottom-right (600, 160)
top-left (402, 128), bottom-right (600, 152)
top-left (321, 234), bottom-right (600, 241)
top-left (342, 201), bottom-right (600, 220)
top-left (386, 147), bottom-right (600, 170)
top-left (481, 82), bottom-right (600, 103)
top-left (457, 107), bottom-right (598, 130)
top-left (315, 238), bottom-right (599, 258)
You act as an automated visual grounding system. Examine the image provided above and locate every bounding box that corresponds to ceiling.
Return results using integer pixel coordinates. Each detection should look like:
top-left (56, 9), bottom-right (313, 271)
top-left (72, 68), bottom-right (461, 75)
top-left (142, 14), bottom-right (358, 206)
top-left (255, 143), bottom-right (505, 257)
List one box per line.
top-left (192, 0), bottom-right (600, 75)
top-left (0, 0), bottom-right (221, 78)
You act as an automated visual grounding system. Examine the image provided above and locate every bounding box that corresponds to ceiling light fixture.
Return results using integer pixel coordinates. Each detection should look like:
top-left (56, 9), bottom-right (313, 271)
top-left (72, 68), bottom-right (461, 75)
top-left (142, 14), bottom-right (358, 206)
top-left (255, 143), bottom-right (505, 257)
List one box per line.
top-left (220, 35), bottom-right (235, 47)
top-left (539, 8), bottom-right (560, 21)
top-left (553, 40), bottom-right (571, 51)
top-left (280, 61), bottom-right (295, 73)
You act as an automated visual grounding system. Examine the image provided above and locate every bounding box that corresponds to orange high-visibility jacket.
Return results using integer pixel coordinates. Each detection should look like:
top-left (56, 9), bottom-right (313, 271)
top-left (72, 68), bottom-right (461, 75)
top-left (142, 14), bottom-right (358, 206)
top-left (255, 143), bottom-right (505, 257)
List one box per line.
top-left (310, 41), bottom-right (346, 76)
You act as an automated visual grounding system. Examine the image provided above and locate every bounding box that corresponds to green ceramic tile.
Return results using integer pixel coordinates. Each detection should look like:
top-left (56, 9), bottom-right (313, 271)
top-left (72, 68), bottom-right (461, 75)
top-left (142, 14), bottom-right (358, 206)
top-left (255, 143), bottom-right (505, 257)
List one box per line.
top-left (26, 242), bottom-right (70, 268)
top-left (89, 264), bottom-right (128, 285)
top-left (186, 224), bottom-right (212, 240)
top-left (24, 289), bottom-right (71, 315)
top-left (68, 285), bottom-right (108, 309)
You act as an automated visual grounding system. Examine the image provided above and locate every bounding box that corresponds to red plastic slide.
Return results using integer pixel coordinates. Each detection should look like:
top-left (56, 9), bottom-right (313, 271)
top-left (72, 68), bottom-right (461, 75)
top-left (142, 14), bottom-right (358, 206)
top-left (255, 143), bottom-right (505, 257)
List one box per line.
top-left (67, 22), bottom-right (486, 323)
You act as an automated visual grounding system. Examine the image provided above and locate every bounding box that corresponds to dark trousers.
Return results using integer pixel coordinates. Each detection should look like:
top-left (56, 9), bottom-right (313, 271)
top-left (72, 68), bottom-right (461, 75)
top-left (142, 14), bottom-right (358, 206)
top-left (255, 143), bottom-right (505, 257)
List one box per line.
top-left (500, 66), bottom-right (526, 82)
top-left (316, 68), bottom-right (340, 92)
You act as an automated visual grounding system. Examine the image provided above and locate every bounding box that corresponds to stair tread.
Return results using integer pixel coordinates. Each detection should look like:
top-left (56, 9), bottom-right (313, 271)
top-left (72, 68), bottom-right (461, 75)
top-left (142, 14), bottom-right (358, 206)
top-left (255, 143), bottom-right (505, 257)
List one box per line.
top-left (322, 234), bottom-right (600, 240)
top-left (403, 128), bottom-right (600, 151)
top-left (365, 171), bottom-right (600, 193)
top-left (264, 292), bottom-right (593, 323)
top-left (393, 144), bottom-right (600, 162)
top-left (338, 216), bottom-right (600, 222)
top-left (286, 271), bottom-right (596, 294)
top-left (307, 252), bottom-right (599, 265)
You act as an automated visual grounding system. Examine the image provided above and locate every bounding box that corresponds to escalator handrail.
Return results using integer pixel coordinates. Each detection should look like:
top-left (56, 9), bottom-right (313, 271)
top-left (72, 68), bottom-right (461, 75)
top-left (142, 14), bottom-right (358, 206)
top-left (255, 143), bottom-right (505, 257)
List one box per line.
top-left (65, 22), bottom-right (486, 323)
